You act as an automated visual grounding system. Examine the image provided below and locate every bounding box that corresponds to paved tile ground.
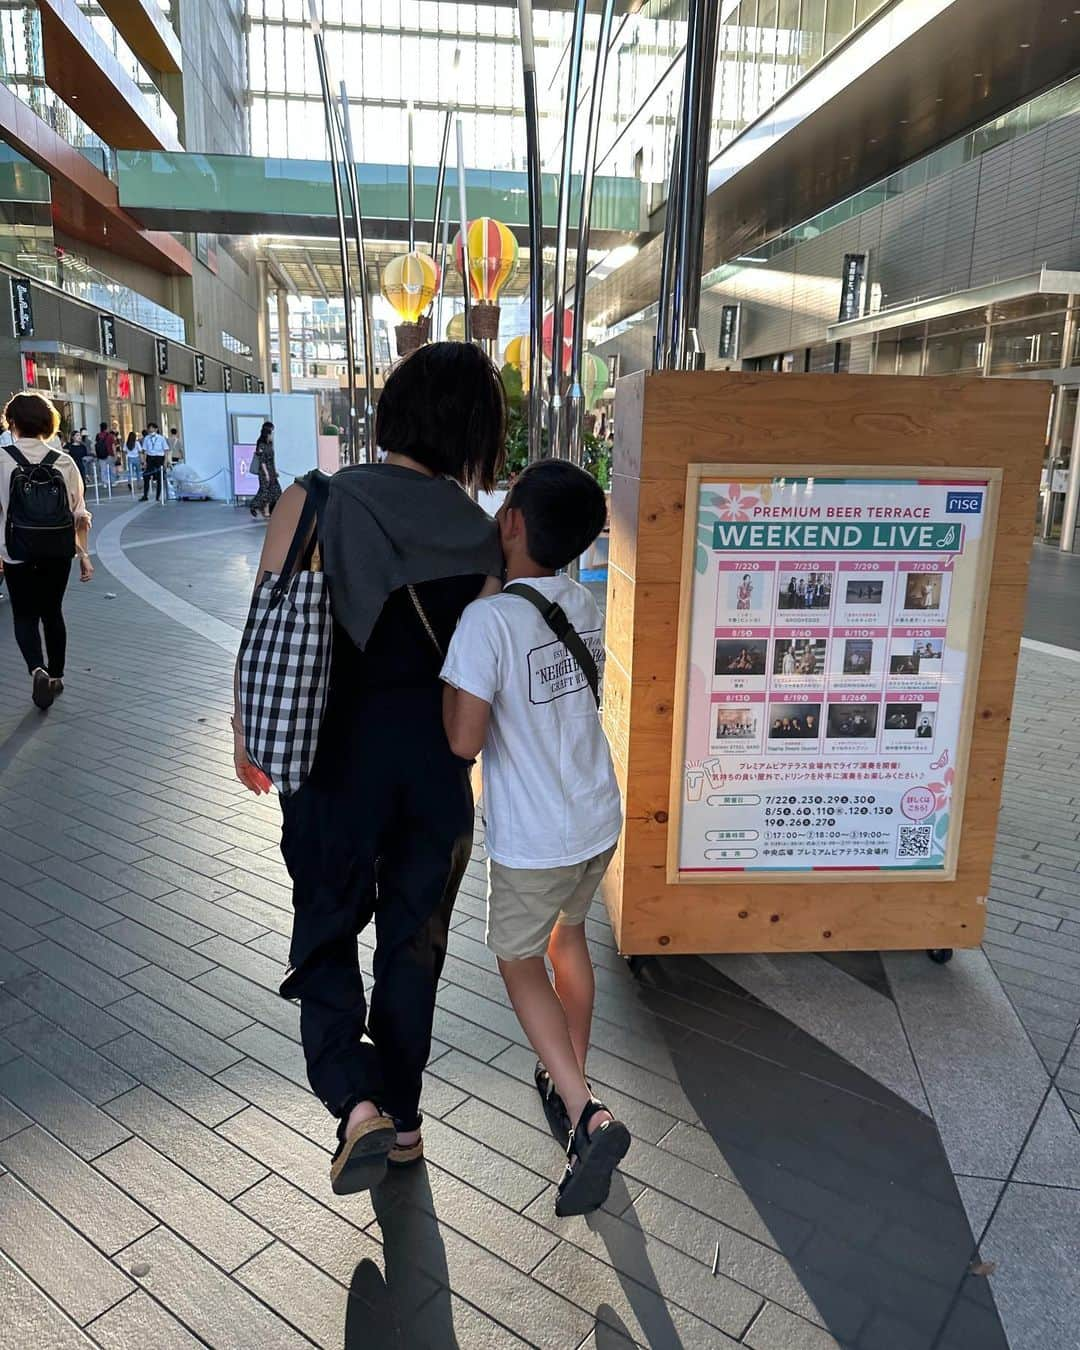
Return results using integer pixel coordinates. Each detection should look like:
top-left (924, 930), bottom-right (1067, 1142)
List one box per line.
top-left (0, 499), bottom-right (1075, 1348)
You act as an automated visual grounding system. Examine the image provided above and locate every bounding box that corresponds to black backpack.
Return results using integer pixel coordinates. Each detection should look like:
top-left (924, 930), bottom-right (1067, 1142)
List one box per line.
top-left (4, 446), bottom-right (76, 562)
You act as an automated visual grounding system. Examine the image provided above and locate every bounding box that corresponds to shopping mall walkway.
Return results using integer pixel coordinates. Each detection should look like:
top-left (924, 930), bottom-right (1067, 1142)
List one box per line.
top-left (0, 499), bottom-right (1077, 1350)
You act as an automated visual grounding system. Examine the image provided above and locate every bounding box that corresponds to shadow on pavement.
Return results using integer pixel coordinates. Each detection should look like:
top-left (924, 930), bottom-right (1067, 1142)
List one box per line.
top-left (635, 955), bottom-right (1009, 1350)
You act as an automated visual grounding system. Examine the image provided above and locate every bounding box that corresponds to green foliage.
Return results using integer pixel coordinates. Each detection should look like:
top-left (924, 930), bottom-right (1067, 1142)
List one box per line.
top-left (498, 363), bottom-right (611, 491)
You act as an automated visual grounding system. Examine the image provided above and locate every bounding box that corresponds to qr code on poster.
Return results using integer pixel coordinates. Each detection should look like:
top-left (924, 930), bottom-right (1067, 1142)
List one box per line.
top-left (898, 825), bottom-right (932, 858)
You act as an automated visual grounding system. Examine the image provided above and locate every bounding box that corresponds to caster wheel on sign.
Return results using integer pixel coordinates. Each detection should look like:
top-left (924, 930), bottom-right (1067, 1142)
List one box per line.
top-left (927, 948), bottom-right (954, 964)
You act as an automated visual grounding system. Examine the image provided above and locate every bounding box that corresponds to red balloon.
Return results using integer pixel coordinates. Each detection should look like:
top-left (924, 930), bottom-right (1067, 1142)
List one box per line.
top-left (541, 309), bottom-right (574, 363)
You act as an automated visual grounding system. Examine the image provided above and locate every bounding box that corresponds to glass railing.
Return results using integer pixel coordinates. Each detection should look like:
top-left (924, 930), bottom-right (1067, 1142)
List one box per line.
top-left (78, 2), bottom-right (179, 143)
top-left (8, 250), bottom-right (186, 343)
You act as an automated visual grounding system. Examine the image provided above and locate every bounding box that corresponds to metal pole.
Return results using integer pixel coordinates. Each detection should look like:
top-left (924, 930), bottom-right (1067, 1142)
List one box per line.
top-left (1060, 395), bottom-right (1080, 553)
top-left (670, 0), bottom-right (720, 370)
top-left (654, 119), bottom-right (681, 371)
top-left (548, 0), bottom-right (588, 459)
top-left (455, 117), bottom-right (472, 343)
top-left (407, 99), bottom-right (416, 252)
top-left (431, 109), bottom-right (453, 257)
top-left (518, 0), bottom-right (545, 463)
top-left (276, 288), bottom-right (292, 393)
top-left (308, 7), bottom-right (358, 464)
top-left (566, 0), bottom-right (615, 467)
top-left (337, 84), bottom-right (377, 461)
top-left (435, 189), bottom-right (451, 341)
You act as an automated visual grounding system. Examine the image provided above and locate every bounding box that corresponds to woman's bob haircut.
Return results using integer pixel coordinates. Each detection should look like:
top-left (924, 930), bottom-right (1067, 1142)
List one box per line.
top-left (375, 341), bottom-right (506, 493)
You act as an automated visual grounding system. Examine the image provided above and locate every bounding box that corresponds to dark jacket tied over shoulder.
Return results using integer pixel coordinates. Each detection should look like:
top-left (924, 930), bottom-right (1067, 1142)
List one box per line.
top-left (308, 463), bottom-right (502, 650)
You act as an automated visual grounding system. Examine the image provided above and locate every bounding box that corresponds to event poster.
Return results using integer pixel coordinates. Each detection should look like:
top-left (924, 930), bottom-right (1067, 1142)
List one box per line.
top-left (673, 473), bottom-right (993, 876)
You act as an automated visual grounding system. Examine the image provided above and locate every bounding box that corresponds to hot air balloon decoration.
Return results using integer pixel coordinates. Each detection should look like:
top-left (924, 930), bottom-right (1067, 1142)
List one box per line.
top-left (542, 308), bottom-right (574, 372)
top-left (381, 250), bottom-right (439, 355)
top-left (454, 217), bottom-right (519, 340)
top-left (503, 334), bottom-right (531, 391)
top-left (446, 312), bottom-right (467, 342)
top-left (583, 352), bottom-right (609, 410)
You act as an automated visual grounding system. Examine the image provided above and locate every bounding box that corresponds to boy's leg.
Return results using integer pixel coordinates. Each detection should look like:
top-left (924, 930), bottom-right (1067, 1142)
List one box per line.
top-left (497, 954), bottom-right (600, 1130)
top-left (546, 921), bottom-right (594, 1072)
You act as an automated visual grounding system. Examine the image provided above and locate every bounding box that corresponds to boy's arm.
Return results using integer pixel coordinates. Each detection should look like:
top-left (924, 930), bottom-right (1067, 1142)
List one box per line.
top-left (442, 684), bottom-right (491, 760)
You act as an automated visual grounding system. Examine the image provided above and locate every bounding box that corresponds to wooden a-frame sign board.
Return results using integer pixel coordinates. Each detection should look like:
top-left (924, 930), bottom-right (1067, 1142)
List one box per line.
top-left (601, 371), bottom-right (1047, 956)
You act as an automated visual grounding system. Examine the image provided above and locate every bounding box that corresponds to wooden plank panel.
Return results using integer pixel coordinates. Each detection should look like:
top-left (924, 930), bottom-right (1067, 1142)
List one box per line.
top-left (603, 370), bottom-right (1048, 956)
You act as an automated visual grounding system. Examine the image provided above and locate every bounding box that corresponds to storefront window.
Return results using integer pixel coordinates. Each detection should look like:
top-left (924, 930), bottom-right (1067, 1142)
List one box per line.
top-left (106, 370), bottom-right (147, 439)
top-left (989, 314), bottom-right (1065, 374)
top-left (926, 329), bottom-right (985, 375)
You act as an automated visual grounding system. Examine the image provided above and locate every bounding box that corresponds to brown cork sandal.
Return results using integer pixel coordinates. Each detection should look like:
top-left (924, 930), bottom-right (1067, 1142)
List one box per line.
top-left (387, 1112), bottom-right (424, 1168)
top-left (330, 1113), bottom-right (396, 1195)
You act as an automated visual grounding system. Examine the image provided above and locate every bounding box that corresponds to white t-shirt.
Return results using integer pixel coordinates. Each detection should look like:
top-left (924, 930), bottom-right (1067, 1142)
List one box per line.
top-left (441, 575), bottom-right (623, 869)
top-left (0, 437), bottom-right (89, 566)
top-left (142, 432), bottom-right (168, 458)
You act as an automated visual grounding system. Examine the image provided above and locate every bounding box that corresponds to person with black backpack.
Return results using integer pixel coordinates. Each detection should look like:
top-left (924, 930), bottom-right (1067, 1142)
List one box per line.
top-left (0, 392), bottom-right (93, 710)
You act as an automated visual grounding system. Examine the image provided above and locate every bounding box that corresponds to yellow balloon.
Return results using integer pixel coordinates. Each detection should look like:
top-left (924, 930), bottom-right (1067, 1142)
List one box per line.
top-left (381, 250), bottom-right (439, 325)
top-left (446, 312), bottom-right (467, 342)
top-left (503, 334), bottom-right (531, 391)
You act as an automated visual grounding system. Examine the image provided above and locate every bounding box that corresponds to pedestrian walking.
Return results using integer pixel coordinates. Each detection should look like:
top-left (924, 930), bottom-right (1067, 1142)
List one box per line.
top-left (94, 422), bottom-right (116, 486)
top-left (0, 391), bottom-right (93, 710)
top-left (232, 343), bottom-right (505, 1194)
top-left (167, 426), bottom-right (183, 462)
top-left (249, 421), bottom-right (281, 517)
top-left (67, 427), bottom-right (91, 483)
top-left (442, 460), bottom-right (629, 1217)
top-left (140, 422), bottom-right (168, 501)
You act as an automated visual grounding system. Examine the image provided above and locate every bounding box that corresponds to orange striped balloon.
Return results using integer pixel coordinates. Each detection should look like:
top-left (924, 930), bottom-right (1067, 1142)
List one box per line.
top-left (381, 250), bottom-right (439, 325)
top-left (453, 218), bottom-right (519, 304)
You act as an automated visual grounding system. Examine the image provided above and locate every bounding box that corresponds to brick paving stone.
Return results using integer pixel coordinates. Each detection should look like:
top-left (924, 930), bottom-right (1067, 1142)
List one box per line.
top-left (96, 1137), bottom-right (271, 1270)
top-left (102, 891), bottom-right (216, 946)
top-left (22, 878), bottom-right (117, 929)
top-left (97, 1031), bottom-right (246, 1127)
top-left (0, 1093), bottom-right (32, 1140)
top-left (0, 1126), bottom-right (156, 1254)
top-left (107, 994), bottom-right (245, 1076)
top-left (115, 1228), bottom-right (311, 1350)
top-left (18, 940), bottom-right (132, 1006)
top-left (743, 1301), bottom-right (845, 1350)
top-left (0, 1173), bottom-right (134, 1324)
top-left (0, 877), bottom-right (62, 926)
top-left (104, 1085), bottom-right (267, 1199)
top-left (123, 963), bottom-right (254, 1038)
top-left (147, 889), bottom-right (268, 943)
top-left (0, 1057), bottom-right (130, 1159)
top-left (3, 1014), bottom-right (137, 1104)
top-left (38, 916), bottom-right (149, 978)
top-left (98, 916), bottom-right (216, 977)
top-left (0, 1252), bottom-right (98, 1348)
top-left (85, 1289), bottom-right (206, 1350)
top-left (193, 965), bottom-right (301, 1039)
top-left (228, 1021), bottom-right (310, 1087)
top-left (233, 1240), bottom-right (376, 1348)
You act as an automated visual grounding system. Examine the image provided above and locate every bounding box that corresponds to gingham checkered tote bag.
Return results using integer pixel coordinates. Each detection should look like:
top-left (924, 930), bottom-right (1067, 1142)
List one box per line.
top-left (237, 474), bottom-right (331, 796)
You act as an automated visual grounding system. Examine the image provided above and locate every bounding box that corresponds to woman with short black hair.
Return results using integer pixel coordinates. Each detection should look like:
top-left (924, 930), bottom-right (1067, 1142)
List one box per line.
top-left (232, 343), bottom-right (505, 1195)
top-left (0, 391), bottom-right (93, 709)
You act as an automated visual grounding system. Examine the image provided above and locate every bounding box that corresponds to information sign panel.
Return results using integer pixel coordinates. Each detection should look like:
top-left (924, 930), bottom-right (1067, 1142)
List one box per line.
top-left (670, 467), bottom-right (998, 881)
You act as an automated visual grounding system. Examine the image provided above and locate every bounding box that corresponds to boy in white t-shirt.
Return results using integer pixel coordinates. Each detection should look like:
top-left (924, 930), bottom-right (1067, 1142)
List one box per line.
top-left (441, 460), bottom-right (628, 1217)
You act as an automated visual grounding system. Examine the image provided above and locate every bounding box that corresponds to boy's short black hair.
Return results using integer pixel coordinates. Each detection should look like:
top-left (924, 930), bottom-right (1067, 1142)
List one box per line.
top-left (508, 459), bottom-right (607, 570)
top-left (376, 341), bottom-right (506, 492)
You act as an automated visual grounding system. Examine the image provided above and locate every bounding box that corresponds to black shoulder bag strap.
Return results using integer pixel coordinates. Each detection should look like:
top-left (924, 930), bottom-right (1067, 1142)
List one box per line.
top-left (4, 445), bottom-right (30, 471)
top-left (504, 582), bottom-right (600, 708)
top-left (269, 472), bottom-right (329, 603)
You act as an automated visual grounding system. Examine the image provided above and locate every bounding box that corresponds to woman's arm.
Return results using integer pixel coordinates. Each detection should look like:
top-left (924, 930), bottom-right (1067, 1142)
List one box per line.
top-left (67, 460), bottom-right (94, 582)
top-left (233, 484), bottom-right (308, 793)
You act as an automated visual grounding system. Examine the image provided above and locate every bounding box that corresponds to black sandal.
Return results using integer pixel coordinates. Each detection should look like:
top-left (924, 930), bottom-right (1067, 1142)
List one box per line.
top-left (535, 1061), bottom-right (572, 1141)
top-left (555, 1099), bottom-right (631, 1218)
top-left (330, 1111), bottom-right (396, 1195)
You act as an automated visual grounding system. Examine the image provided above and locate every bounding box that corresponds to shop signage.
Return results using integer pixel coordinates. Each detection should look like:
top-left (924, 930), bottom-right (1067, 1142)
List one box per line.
top-left (22, 354), bottom-right (36, 386)
top-left (99, 314), bottom-right (118, 357)
top-left (838, 253), bottom-right (868, 322)
top-left (10, 277), bottom-right (33, 338)
top-left (223, 366), bottom-right (232, 392)
top-left (670, 469), bottom-right (996, 878)
top-left (194, 353), bottom-right (206, 385)
top-left (718, 304), bottom-right (741, 361)
top-left (244, 373), bottom-right (254, 393)
top-left (155, 338), bottom-right (169, 375)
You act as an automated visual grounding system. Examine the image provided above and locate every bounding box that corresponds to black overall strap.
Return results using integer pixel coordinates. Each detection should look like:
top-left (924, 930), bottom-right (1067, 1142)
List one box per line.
top-left (504, 582), bottom-right (600, 707)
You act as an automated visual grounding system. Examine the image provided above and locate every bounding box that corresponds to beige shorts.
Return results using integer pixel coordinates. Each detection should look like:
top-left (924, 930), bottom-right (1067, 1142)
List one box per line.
top-left (487, 846), bottom-right (617, 961)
